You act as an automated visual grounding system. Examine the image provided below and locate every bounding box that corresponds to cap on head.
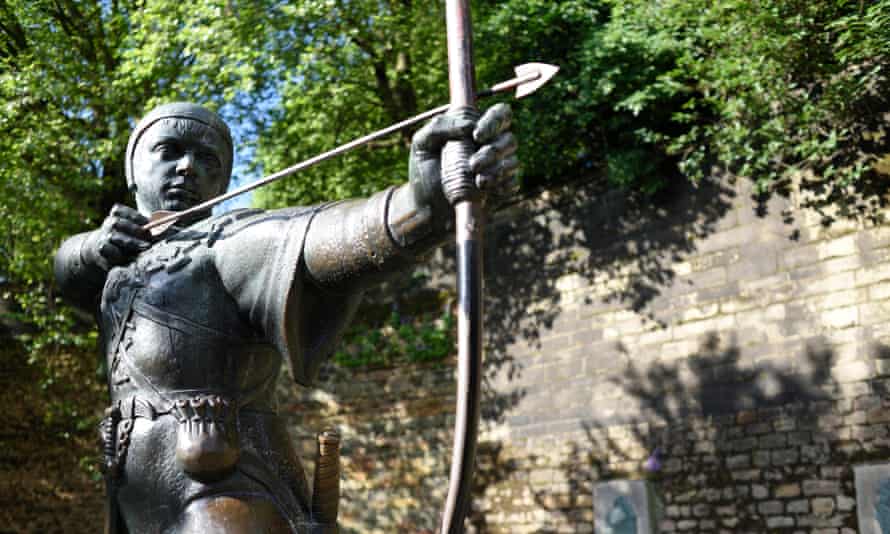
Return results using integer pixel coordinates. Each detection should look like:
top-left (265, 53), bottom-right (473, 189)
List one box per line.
top-left (125, 102), bottom-right (234, 190)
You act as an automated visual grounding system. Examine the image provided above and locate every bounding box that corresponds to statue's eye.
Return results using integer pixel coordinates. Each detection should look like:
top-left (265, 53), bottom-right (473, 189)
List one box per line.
top-left (197, 152), bottom-right (221, 168)
top-left (154, 142), bottom-right (179, 158)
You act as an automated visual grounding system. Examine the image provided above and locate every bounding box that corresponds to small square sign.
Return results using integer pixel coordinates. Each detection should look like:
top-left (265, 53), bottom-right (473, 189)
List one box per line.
top-left (855, 463), bottom-right (890, 534)
top-left (593, 479), bottom-right (660, 534)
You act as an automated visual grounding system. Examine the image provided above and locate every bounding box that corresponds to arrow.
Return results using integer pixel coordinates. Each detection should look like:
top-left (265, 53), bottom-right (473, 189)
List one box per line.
top-left (142, 62), bottom-right (559, 236)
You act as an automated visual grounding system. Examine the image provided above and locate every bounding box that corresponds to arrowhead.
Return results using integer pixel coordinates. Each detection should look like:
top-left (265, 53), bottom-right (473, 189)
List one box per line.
top-left (514, 63), bottom-right (560, 99)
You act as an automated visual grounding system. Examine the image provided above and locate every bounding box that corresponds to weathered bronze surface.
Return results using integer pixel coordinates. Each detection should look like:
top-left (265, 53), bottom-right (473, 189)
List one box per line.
top-left (53, 101), bottom-right (517, 533)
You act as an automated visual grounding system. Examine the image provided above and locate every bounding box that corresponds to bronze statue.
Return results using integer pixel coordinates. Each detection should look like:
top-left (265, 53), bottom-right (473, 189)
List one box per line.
top-left (53, 101), bottom-right (517, 533)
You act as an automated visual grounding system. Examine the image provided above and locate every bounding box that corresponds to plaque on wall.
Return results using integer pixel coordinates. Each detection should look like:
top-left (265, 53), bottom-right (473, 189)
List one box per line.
top-left (593, 479), bottom-right (661, 534)
top-left (855, 463), bottom-right (890, 534)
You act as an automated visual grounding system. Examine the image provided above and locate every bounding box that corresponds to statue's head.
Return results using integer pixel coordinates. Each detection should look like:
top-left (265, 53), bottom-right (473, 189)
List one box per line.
top-left (126, 102), bottom-right (233, 216)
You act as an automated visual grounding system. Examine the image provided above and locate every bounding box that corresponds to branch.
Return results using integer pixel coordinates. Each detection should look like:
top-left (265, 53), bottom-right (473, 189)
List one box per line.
top-left (372, 60), bottom-right (399, 122)
top-left (0, 0), bottom-right (28, 58)
top-left (46, 0), bottom-right (97, 64)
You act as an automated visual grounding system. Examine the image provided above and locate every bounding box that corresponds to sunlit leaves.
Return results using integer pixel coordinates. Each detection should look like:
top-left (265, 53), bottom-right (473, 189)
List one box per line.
top-left (254, 0), bottom-right (447, 208)
top-left (0, 0), bottom-right (278, 353)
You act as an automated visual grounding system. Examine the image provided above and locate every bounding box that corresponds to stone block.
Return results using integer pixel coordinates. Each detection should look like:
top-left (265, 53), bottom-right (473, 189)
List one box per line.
top-left (726, 454), bottom-right (750, 469)
top-left (787, 499), bottom-right (809, 514)
top-left (720, 516), bottom-right (740, 528)
top-left (753, 450), bottom-right (771, 467)
top-left (803, 480), bottom-right (841, 496)
top-left (831, 361), bottom-right (873, 383)
top-left (857, 263), bottom-right (890, 287)
top-left (821, 306), bottom-right (859, 330)
top-left (776, 483), bottom-right (801, 498)
top-left (676, 519), bottom-right (697, 530)
top-left (867, 406), bottom-right (890, 424)
top-left (772, 448), bottom-right (799, 466)
top-left (760, 432), bottom-right (787, 448)
top-left (798, 272), bottom-right (856, 298)
top-left (820, 235), bottom-right (859, 260)
top-left (765, 516), bottom-right (795, 528)
top-left (715, 504), bottom-right (736, 516)
top-left (788, 431), bottom-right (812, 447)
top-left (811, 497), bottom-right (836, 518)
top-left (758, 500), bottom-right (784, 515)
top-left (752, 485), bottom-right (769, 499)
top-left (837, 495), bottom-right (855, 512)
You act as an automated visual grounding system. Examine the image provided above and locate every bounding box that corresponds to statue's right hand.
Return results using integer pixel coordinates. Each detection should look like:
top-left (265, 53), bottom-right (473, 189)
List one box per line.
top-left (83, 204), bottom-right (153, 270)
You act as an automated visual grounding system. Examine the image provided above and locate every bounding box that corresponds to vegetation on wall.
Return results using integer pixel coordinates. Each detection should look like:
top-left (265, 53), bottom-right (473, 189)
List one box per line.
top-left (334, 310), bottom-right (455, 369)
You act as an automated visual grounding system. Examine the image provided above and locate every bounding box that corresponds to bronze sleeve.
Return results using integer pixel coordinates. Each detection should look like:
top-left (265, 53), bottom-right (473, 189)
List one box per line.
top-left (303, 183), bottom-right (450, 294)
top-left (53, 231), bottom-right (108, 311)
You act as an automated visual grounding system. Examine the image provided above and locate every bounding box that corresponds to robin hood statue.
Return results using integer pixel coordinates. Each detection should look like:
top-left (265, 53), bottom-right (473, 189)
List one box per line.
top-left (53, 101), bottom-right (517, 533)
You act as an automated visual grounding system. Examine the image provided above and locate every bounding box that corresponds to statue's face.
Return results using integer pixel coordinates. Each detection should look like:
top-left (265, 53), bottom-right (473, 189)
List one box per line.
top-left (131, 118), bottom-right (230, 215)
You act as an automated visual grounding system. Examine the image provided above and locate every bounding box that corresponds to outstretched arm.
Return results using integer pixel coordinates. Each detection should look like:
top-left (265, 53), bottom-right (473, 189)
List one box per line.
top-left (302, 104), bottom-right (517, 294)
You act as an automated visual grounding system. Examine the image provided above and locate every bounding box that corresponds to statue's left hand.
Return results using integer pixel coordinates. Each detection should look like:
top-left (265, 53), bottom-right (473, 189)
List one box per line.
top-left (409, 103), bottom-right (519, 212)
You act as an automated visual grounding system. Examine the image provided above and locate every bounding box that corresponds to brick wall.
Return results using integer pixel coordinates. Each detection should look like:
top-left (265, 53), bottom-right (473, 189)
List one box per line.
top-left (283, 175), bottom-right (890, 533)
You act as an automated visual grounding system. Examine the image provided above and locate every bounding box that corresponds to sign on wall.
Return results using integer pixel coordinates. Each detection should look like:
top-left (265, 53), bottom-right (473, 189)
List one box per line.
top-left (593, 480), bottom-right (661, 534)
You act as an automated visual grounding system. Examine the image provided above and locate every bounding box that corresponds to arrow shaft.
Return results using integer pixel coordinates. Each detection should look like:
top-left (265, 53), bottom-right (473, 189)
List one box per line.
top-left (143, 70), bottom-right (541, 233)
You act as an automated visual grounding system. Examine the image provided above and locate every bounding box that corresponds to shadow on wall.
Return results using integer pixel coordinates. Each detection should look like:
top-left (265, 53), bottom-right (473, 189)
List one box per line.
top-left (293, 176), bottom-right (739, 532)
top-left (456, 177), bottom-right (739, 530)
top-left (302, 160), bottom-right (890, 531)
top-left (524, 335), bottom-right (888, 533)
top-left (426, 175), bottom-right (738, 427)
top-left (617, 332), bottom-right (835, 421)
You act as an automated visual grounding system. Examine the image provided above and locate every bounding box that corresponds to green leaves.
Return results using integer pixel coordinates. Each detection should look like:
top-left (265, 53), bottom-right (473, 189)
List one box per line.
top-left (2, 0), bottom-right (888, 369)
top-left (0, 0), bottom-right (278, 354)
top-left (334, 310), bottom-right (455, 369)
top-left (254, 0), bottom-right (447, 207)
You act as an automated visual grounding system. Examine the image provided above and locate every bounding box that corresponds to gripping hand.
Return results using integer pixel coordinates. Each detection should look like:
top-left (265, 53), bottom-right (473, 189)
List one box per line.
top-left (83, 204), bottom-right (153, 270)
top-left (409, 103), bottom-right (519, 216)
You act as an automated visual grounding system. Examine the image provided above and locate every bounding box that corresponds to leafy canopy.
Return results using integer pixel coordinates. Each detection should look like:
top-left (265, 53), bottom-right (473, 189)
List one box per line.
top-left (0, 0), bottom-right (277, 352)
top-left (1, 0), bottom-right (889, 356)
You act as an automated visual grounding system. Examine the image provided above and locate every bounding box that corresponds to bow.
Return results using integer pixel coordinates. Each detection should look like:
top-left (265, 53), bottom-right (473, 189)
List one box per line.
top-left (439, 1), bottom-right (482, 532)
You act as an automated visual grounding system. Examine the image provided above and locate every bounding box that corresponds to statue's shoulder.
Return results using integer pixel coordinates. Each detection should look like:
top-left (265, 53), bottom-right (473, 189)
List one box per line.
top-left (218, 206), bottom-right (317, 235)
top-left (182, 206), bottom-right (314, 238)
top-left (176, 206), bottom-right (318, 265)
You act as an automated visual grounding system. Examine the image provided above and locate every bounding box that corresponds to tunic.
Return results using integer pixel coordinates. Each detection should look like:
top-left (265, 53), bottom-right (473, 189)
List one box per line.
top-left (98, 206), bottom-right (360, 533)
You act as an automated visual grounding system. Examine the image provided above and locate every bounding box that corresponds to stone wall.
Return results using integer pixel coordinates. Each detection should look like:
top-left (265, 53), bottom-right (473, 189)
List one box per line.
top-left (282, 175), bottom-right (890, 533)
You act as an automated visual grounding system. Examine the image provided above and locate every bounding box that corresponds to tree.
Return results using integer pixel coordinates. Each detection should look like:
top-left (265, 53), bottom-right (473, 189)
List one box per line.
top-left (253, 0), bottom-right (448, 208)
top-left (0, 0), bottom-right (277, 352)
top-left (256, 0), bottom-right (890, 212)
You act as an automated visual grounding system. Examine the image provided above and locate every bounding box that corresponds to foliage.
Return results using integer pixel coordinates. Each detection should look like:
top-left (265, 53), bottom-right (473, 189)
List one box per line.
top-left (334, 310), bottom-right (455, 369)
top-left (1, 0), bottom-right (888, 390)
top-left (253, 0), bottom-right (447, 207)
top-left (601, 0), bottom-right (889, 195)
top-left (255, 0), bottom-right (889, 210)
top-left (0, 0), bottom-right (277, 354)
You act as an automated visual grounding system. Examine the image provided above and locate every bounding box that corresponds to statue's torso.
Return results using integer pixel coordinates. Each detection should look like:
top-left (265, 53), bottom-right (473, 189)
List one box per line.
top-left (101, 227), bottom-right (280, 403)
top-left (98, 217), bottom-right (310, 532)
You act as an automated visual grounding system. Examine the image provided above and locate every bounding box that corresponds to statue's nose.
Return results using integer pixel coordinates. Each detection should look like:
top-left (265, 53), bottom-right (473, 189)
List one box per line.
top-left (176, 152), bottom-right (196, 176)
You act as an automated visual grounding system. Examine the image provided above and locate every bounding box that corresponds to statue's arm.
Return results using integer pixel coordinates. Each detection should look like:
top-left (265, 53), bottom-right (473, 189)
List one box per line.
top-left (53, 231), bottom-right (109, 310)
top-left (304, 103), bottom-right (517, 294)
top-left (302, 181), bottom-right (448, 294)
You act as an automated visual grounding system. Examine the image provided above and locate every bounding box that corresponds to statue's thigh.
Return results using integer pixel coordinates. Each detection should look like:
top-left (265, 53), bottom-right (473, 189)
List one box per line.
top-left (175, 495), bottom-right (293, 533)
